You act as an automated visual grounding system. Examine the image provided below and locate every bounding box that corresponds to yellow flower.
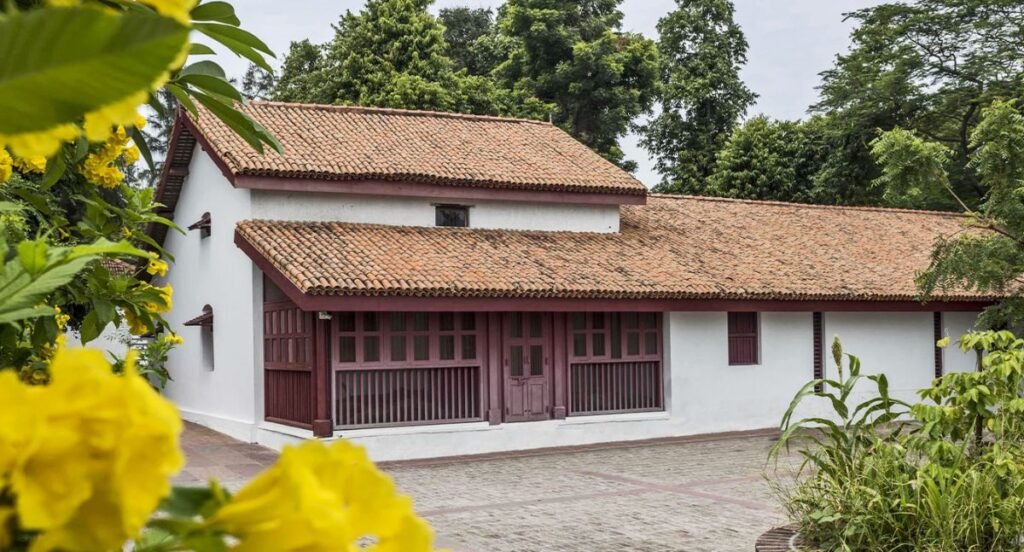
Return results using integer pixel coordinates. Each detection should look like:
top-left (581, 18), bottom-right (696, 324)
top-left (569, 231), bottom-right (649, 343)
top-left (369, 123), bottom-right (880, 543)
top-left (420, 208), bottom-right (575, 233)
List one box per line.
top-left (936, 336), bottom-right (951, 349)
top-left (146, 258), bottom-right (168, 277)
top-left (14, 155), bottom-right (47, 174)
top-left (133, 114), bottom-right (147, 130)
top-left (123, 143), bottom-right (141, 165)
top-left (54, 307), bottom-right (70, 331)
top-left (210, 440), bottom-right (436, 552)
top-left (0, 148), bottom-right (11, 183)
top-left (163, 333), bottom-right (184, 346)
top-left (0, 123), bottom-right (79, 160)
top-left (138, 0), bottom-right (197, 26)
top-left (153, 284), bottom-right (173, 314)
top-left (2, 348), bottom-right (183, 552)
top-left (83, 91), bottom-right (149, 144)
top-left (123, 310), bottom-right (149, 336)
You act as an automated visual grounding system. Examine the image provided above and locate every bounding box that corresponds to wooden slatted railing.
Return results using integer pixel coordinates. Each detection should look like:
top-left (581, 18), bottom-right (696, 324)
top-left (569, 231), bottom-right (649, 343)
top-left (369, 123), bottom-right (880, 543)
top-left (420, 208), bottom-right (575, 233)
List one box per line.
top-left (569, 361), bottom-right (663, 416)
top-left (335, 366), bottom-right (482, 429)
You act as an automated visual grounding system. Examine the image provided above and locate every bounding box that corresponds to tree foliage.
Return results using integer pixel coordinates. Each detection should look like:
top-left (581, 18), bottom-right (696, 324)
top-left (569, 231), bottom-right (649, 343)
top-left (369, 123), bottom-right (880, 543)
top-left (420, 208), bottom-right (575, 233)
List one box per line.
top-left (438, 6), bottom-right (509, 76)
top-left (272, 0), bottom-right (546, 118)
top-left (640, 0), bottom-right (756, 193)
top-left (872, 100), bottom-right (1024, 327)
top-left (707, 116), bottom-right (828, 203)
top-left (495, 0), bottom-right (659, 171)
top-left (813, 0), bottom-right (1024, 208)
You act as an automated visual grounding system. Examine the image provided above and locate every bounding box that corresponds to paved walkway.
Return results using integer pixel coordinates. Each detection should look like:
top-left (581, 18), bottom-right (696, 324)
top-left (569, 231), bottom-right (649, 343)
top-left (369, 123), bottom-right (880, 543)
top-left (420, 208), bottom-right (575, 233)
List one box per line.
top-left (175, 423), bottom-right (796, 551)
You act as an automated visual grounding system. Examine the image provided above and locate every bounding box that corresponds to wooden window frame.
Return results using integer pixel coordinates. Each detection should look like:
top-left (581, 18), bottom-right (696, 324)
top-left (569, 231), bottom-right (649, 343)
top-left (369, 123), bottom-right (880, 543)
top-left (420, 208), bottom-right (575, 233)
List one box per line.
top-left (568, 312), bottom-right (661, 363)
top-left (727, 312), bottom-right (760, 366)
top-left (434, 204), bottom-right (470, 228)
top-left (332, 312), bottom-right (484, 369)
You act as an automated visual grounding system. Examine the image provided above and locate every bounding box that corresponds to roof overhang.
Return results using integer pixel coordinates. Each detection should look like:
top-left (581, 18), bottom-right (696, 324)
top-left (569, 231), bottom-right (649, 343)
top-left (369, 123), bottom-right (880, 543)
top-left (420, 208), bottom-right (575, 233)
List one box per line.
top-left (233, 175), bottom-right (645, 206)
top-left (235, 228), bottom-right (992, 314)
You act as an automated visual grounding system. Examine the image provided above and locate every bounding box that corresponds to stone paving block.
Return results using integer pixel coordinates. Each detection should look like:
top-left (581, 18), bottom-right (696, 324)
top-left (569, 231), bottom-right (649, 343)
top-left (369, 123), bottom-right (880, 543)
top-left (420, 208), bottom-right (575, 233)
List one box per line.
top-left (178, 422), bottom-right (795, 551)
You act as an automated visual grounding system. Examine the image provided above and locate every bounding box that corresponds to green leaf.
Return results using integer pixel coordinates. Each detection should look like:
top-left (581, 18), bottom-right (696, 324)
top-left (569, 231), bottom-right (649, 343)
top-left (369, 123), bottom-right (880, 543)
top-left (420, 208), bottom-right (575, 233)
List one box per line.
top-left (179, 60), bottom-right (227, 79)
top-left (79, 309), bottom-right (101, 343)
top-left (178, 74), bottom-right (242, 102)
top-left (39, 152), bottom-right (66, 190)
top-left (190, 1), bottom-right (241, 25)
top-left (159, 486), bottom-right (219, 518)
top-left (189, 90), bottom-right (282, 153)
top-left (188, 42), bottom-right (217, 56)
top-left (0, 305), bottom-right (55, 325)
top-left (0, 7), bottom-right (189, 135)
top-left (129, 125), bottom-right (155, 172)
top-left (17, 240), bottom-right (48, 276)
top-left (194, 22), bottom-right (274, 73)
top-left (165, 83), bottom-right (198, 118)
top-left (67, 238), bottom-right (149, 260)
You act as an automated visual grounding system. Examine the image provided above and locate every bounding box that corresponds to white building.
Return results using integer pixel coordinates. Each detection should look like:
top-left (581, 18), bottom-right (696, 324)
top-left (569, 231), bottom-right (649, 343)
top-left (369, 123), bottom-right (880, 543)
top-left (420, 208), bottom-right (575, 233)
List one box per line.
top-left (153, 101), bottom-right (987, 461)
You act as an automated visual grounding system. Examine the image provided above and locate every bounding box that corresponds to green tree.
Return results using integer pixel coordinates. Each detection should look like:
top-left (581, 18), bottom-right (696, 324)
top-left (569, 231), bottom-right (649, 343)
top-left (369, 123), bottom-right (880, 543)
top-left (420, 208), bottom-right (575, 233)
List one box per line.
top-left (241, 63), bottom-right (276, 100)
top-left (273, 39), bottom-right (326, 102)
top-left (495, 0), bottom-right (659, 171)
top-left (274, 0), bottom-right (458, 110)
top-left (814, 0), bottom-right (1024, 208)
top-left (438, 6), bottom-right (509, 76)
top-left (707, 116), bottom-right (828, 203)
top-left (872, 100), bottom-right (1024, 326)
top-left (640, 0), bottom-right (756, 193)
top-left (272, 0), bottom-right (548, 118)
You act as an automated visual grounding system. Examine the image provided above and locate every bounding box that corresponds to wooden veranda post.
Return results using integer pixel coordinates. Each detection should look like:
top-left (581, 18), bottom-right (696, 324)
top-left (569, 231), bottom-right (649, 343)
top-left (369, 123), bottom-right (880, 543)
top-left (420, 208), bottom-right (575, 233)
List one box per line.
top-left (312, 312), bottom-right (333, 437)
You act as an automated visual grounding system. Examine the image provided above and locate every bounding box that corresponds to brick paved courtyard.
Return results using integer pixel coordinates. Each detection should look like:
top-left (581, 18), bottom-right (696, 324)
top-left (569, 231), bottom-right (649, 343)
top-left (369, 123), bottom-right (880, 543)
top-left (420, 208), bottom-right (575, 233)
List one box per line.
top-left (175, 423), bottom-right (796, 551)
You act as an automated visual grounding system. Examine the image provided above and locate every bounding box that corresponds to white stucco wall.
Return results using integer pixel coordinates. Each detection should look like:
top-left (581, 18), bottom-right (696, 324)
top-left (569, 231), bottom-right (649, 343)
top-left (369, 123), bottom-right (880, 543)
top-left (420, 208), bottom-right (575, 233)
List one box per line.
top-left (822, 312), bottom-right (935, 405)
top-left (250, 190), bottom-right (621, 233)
top-left (161, 147), bottom-right (259, 441)
top-left (667, 312), bottom-right (819, 433)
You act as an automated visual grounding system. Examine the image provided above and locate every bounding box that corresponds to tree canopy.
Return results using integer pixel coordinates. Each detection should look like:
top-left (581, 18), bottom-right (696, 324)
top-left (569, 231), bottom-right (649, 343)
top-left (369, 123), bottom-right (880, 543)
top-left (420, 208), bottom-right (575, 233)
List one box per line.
top-left (813, 0), bottom-right (1024, 208)
top-left (640, 0), bottom-right (756, 193)
top-left (494, 0), bottom-right (659, 171)
top-left (708, 116), bottom-right (828, 203)
top-left (872, 100), bottom-right (1024, 327)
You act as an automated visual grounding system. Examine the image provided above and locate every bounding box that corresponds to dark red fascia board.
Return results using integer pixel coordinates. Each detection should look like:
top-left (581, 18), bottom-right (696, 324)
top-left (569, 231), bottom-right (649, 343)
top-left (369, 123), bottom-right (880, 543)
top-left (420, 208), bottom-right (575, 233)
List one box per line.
top-left (235, 230), bottom-right (992, 314)
top-left (178, 114), bottom-right (645, 207)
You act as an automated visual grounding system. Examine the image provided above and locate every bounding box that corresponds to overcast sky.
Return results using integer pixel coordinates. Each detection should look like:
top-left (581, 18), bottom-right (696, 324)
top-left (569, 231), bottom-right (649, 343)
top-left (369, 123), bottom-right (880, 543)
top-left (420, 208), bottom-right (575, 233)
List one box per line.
top-left (217, 0), bottom-right (881, 186)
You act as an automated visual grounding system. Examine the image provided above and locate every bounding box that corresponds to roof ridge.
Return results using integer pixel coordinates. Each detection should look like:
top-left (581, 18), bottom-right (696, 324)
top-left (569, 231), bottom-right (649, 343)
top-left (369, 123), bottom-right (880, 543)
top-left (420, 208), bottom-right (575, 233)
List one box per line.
top-left (648, 193), bottom-right (965, 217)
top-left (249, 100), bottom-right (554, 126)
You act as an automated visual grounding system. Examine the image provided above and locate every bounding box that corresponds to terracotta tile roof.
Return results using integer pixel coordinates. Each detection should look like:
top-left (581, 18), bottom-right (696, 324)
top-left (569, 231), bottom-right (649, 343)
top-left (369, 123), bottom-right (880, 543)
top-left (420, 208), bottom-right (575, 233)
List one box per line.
top-left (235, 195), bottom-right (994, 302)
top-left (187, 101), bottom-right (646, 196)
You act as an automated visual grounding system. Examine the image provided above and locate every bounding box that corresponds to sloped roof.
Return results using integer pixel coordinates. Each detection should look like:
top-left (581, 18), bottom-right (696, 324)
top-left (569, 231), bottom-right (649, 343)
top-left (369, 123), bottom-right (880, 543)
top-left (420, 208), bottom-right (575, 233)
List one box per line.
top-left (235, 195), bottom-right (992, 303)
top-left (186, 101), bottom-right (647, 196)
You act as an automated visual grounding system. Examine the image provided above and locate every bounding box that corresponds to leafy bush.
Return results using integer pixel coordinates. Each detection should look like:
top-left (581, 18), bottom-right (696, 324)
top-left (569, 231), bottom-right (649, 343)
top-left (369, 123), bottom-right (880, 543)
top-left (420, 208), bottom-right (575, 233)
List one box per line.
top-left (0, 2), bottom-right (441, 550)
top-left (772, 331), bottom-right (1024, 551)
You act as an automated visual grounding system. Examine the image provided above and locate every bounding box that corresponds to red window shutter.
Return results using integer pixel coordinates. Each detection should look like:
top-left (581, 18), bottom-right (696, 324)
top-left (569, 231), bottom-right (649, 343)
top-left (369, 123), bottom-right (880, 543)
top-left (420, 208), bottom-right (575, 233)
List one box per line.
top-left (728, 312), bottom-right (759, 365)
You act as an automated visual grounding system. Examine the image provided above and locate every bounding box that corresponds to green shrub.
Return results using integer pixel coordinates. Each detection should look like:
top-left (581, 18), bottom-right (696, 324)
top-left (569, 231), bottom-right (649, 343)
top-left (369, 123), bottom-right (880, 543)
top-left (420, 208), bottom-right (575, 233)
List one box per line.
top-left (771, 331), bottom-right (1024, 551)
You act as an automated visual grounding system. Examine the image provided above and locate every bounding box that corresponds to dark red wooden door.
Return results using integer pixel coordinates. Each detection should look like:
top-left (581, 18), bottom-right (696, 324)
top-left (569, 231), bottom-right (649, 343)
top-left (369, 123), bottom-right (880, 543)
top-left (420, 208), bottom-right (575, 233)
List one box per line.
top-left (503, 312), bottom-right (552, 422)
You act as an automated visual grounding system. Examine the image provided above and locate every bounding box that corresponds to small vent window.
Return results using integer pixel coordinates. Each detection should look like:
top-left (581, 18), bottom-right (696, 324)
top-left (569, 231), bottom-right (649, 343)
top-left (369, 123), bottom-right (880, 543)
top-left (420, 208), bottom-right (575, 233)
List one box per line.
top-left (435, 205), bottom-right (469, 227)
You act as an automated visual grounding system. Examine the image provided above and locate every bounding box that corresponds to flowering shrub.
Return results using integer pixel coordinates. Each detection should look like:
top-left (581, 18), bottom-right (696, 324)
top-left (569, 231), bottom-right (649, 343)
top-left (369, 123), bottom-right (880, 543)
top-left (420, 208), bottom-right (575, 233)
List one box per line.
top-left (0, 347), bottom-right (438, 551)
top-left (1, 3), bottom-right (439, 552)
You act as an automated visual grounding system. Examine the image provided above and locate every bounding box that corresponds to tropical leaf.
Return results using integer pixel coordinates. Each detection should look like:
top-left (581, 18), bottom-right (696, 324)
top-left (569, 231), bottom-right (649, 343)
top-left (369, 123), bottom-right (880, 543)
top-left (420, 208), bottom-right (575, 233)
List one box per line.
top-left (0, 7), bottom-right (189, 134)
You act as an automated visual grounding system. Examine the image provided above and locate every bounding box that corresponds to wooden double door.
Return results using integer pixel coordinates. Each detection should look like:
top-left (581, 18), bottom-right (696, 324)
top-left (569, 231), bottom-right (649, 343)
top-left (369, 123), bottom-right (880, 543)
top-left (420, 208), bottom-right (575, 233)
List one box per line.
top-left (503, 312), bottom-right (552, 422)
